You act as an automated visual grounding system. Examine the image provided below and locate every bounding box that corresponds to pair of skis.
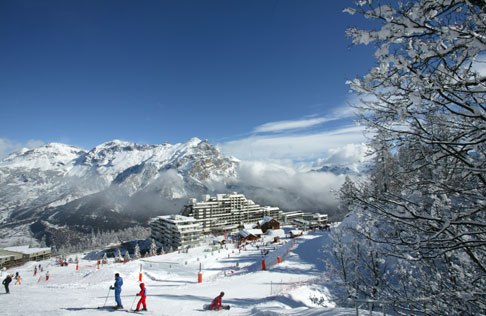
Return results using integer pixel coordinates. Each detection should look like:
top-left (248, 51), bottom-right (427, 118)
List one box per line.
top-left (97, 306), bottom-right (148, 313)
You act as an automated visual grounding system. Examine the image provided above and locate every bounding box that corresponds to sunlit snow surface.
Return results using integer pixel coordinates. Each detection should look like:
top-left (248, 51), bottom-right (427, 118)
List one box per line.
top-left (1, 231), bottom-right (357, 316)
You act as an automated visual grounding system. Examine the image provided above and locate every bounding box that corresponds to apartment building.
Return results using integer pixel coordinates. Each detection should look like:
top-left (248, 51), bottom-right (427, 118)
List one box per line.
top-left (150, 215), bottom-right (203, 250)
top-left (181, 192), bottom-right (281, 233)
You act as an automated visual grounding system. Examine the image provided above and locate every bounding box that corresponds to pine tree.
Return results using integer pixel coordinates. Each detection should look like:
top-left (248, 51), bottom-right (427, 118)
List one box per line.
top-left (102, 253), bottom-right (109, 264)
top-left (116, 249), bottom-right (123, 263)
top-left (150, 239), bottom-right (157, 256)
top-left (134, 243), bottom-right (141, 259)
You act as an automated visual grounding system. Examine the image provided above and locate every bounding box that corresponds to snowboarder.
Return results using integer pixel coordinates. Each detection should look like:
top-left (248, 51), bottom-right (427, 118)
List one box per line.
top-left (2, 274), bottom-right (12, 294)
top-left (208, 292), bottom-right (225, 311)
top-left (110, 273), bottom-right (123, 309)
top-left (134, 282), bottom-right (147, 311)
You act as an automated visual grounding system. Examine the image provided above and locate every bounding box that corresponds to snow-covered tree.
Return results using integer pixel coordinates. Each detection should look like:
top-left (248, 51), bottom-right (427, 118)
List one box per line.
top-left (150, 239), bottom-right (157, 256)
top-left (115, 249), bottom-right (123, 263)
top-left (340, 0), bottom-right (486, 314)
top-left (134, 243), bottom-right (141, 259)
top-left (102, 253), bottom-right (109, 264)
top-left (123, 251), bottom-right (130, 263)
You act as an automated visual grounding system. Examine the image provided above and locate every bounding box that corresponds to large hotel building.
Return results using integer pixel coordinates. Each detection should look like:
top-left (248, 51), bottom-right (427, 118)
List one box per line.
top-left (150, 192), bottom-right (327, 250)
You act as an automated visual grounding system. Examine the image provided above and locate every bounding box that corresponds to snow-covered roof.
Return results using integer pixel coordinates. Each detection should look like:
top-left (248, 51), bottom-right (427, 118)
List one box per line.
top-left (3, 246), bottom-right (51, 255)
top-left (259, 216), bottom-right (276, 226)
top-left (243, 223), bottom-right (256, 230)
top-left (240, 229), bottom-right (263, 238)
top-left (289, 230), bottom-right (302, 235)
top-left (264, 229), bottom-right (286, 238)
top-left (212, 236), bottom-right (225, 242)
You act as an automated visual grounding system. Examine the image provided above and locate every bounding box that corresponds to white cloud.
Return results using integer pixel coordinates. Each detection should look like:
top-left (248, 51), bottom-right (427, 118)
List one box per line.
top-left (253, 105), bottom-right (356, 134)
top-left (219, 124), bottom-right (367, 161)
top-left (254, 117), bottom-right (331, 133)
top-left (230, 160), bottom-right (348, 217)
top-left (0, 138), bottom-right (44, 159)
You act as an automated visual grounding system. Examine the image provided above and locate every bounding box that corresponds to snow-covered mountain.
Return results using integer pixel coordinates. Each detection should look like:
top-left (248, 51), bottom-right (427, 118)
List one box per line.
top-left (0, 138), bottom-right (238, 247)
top-left (0, 137), bottom-right (360, 248)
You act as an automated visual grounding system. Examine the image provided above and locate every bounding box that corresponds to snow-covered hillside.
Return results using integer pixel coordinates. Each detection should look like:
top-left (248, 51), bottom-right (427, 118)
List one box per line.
top-left (0, 138), bottom-right (239, 247)
top-left (1, 230), bottom-right (359, 316)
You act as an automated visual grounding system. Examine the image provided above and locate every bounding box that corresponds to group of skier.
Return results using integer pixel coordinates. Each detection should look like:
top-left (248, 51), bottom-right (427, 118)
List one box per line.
top-left (2, 272), bottom-right (22, 293)
top-left (3, 269), bottom-right (226, 312)
top-left (108, 273), bottom-right (227, 312)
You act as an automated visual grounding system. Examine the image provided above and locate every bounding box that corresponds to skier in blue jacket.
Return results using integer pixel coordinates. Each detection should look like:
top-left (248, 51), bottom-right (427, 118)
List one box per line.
top-left (110, 273), bottom-right (124, 309)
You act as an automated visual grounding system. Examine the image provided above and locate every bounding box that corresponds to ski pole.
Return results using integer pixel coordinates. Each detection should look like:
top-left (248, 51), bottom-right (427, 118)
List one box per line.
top-left (103, 288), bottom-right (111, 307)
top-left (130, 295), bottom-right (138, 311)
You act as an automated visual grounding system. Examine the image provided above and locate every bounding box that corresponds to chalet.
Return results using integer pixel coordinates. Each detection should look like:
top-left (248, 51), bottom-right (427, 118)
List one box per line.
top-left (258, 217), bottom-right (280, 233)
top-left (289, 230), bottom-right (303, 238)
top-left (239, 228), bottom-right (263, 241)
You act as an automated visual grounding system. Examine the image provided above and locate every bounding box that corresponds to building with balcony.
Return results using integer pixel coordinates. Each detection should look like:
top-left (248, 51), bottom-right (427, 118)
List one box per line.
top-left (181, 192), bottom-right (281, 234)
top-left (150, 215), bottom-right (203, 250)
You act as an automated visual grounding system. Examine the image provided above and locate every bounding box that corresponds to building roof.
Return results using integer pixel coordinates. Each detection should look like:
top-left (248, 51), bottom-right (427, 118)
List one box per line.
top-left (3, 246), bottom-right (51, 255)
top-left (239, 229), bottom-right (263, 238)
top-left (259, 216), bottom-right (277, 226)
top-left (243, 223), bottom-right (257, 230)
top-left (264, 229), bottom-right (286, 238)
top-left (212, 236), bottom-right (225, 242)
top-left (155, 214), bottom-right (197, 223)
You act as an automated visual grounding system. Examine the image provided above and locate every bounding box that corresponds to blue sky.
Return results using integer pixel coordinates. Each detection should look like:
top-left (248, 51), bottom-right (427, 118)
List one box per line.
top-left (0, 0), bottom-right (376, 162)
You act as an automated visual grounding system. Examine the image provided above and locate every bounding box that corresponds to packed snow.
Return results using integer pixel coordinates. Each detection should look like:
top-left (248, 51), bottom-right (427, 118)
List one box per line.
top-left (0, 230), bottom-right (360, 316)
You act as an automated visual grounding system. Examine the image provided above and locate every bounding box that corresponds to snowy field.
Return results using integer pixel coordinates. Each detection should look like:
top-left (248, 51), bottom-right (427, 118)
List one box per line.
top-left (1, 231), bottom-right (357, 316)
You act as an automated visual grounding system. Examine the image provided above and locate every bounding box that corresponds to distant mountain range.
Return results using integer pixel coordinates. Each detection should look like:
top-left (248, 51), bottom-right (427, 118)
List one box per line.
top-left (0, 138), bottom-right (360, 248)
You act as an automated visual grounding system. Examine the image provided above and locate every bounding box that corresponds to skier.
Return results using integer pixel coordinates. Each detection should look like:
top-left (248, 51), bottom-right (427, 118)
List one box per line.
top-left (208, 292), bottom-right (225, 311)
top-left (2, 274), bottom-right (12, 294)
top-left (110, 273), bottom-right (124, 309)
top-left (34, 266), bottom-right (37, 276)
top-left (14, 273), bottom-right (21, 285)
top-left (134, 282), bottom-right (147, 311)
top-left (46, 271), bottom-right (49, 281)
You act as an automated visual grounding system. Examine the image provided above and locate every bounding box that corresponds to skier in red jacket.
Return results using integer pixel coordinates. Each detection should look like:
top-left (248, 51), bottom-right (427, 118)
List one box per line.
top-left (208, 292), bottom-right (224, 310)
top-left (135, 283), bottom-right (147, 311)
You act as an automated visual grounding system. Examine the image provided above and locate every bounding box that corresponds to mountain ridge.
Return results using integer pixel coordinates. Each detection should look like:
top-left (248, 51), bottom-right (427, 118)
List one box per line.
top-left (0, 138), bottom-right (354, 248)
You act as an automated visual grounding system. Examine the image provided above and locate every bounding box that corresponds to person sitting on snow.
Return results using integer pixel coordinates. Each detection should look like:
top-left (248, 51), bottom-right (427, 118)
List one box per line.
top-left (209, 292), bottom-right (224, 311)
top-left (135, 282), bottom-right (147, 311)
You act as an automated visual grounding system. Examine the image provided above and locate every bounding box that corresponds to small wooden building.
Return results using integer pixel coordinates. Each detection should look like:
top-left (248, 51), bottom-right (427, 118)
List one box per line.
top-left (239, 228), bottom-right (263, 241)
top-left (289, 230), bottom-right (303, 238)
top-left (258, 217), bottom-right (280, 233)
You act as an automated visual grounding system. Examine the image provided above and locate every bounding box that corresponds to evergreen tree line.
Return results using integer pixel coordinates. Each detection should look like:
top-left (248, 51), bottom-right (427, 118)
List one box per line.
top-left (53, 226), bottom-right (150, 255)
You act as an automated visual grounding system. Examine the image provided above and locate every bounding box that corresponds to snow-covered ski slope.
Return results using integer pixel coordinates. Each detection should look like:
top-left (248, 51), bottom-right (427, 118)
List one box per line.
top-left (1, 231), bottom-right (355, 316)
